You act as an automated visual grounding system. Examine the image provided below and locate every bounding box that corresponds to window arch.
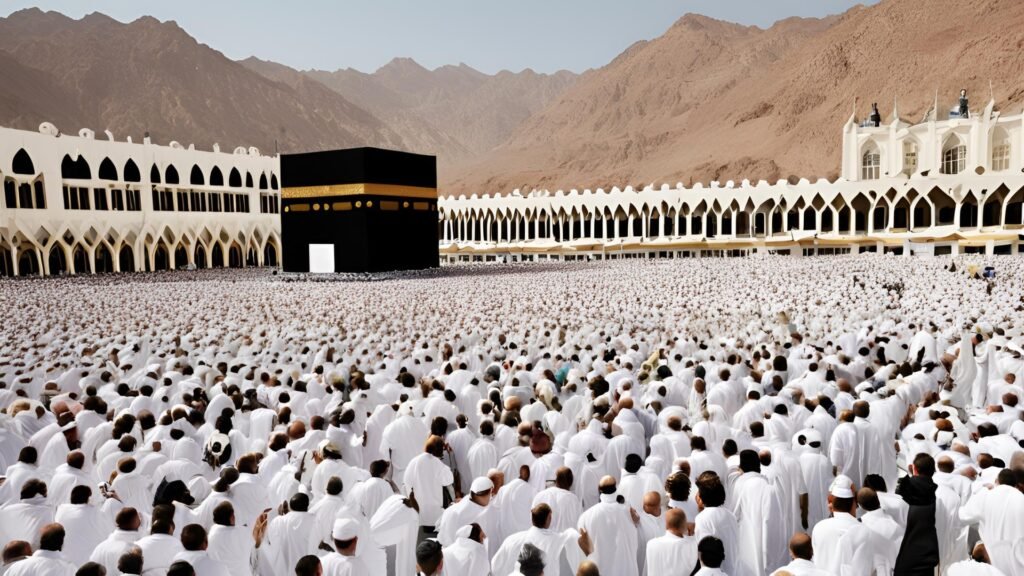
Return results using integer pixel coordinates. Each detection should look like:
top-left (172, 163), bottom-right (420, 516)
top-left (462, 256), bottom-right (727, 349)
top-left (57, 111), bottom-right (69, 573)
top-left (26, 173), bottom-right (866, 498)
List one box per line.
top-left (165, 165), bottom-right (180, 185)
top-left (98, 157), bottom-right (118, 181)
top-left (861, 143), bottom-right (880, 180)
top-left (229, 168), bottom-right (242, 188)
top-left (991, 128), bottom-right (1010, 172)
top-left (941, 134), bottom-right (966, 175)
top-left (245, 172), bottom-right (254, 188)
top-left (12, 149), bottom-right (35, 175)
top-left (190, 164), bottom-right (205, 186)
top-left (150, 164), bottom-right (162, 184)
top-left (123, 160), bottom-right (141, 183)
top-left (61, 154), bottom-right (92, 179)
top-left (210, 166), bottom-right (224, 187)
top-left (902, 139), bottom-right (918, 174)
top-left (270, 174), bottom-right (279, 190)
top-left (258, 173), bottom-right (268, 190)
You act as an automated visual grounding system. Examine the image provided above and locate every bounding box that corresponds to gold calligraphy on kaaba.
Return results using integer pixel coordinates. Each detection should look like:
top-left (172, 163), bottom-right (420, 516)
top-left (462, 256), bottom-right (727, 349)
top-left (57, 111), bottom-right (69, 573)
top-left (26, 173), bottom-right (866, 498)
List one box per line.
top-left (281, 183), bottom-right (437, 200)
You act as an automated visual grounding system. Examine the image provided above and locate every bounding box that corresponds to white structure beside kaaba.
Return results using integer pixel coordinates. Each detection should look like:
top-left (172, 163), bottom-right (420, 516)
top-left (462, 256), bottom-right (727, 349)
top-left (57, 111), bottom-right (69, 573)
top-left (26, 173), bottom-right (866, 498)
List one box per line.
top-left (3, 92), bottom-right (1024, 276)
top-left (0, 123), bottom-right (280, 276)
top-left (438, 94), bottom-right (1024, 262)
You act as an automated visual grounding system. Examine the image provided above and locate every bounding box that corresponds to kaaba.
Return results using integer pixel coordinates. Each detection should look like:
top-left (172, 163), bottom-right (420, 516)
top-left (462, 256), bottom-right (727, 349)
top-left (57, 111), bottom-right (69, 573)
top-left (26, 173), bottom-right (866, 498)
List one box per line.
top-left (279, 147), bottom-right (439, 273)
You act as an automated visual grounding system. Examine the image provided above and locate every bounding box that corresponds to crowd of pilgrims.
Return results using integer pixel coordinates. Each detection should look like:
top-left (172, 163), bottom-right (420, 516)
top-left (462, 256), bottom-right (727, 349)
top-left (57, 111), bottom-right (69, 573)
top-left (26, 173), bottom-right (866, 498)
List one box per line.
top-left (0, 255), bottom-right (1023, 576)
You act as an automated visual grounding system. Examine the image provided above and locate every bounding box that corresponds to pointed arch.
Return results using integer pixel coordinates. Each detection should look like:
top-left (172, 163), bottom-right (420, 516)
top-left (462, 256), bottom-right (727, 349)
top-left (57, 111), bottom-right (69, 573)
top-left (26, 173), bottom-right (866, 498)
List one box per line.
top-left (1003, 185), bottom-right (1024, 227)
top-left (259, 173), bottom-right (268, 190)
top-left (174, 243), bottom-right (189, 268)
top-left (194, 242), bottom-right (208, 269)
top-left (190, 164), bottom-right (205, 186)
top-left (211, 242), bottom-right (225, 268)
top-left (245, 172), bottom-right (254, 188)
top-left (12, 148), bottom-right (35, 175)
top-left (18, 248), bottom-right (40, 276)
top-left (48, 244), bottom-right (68, 275)
top-left (959, 190), bottom-right (980, 228)
top-left (927, 187), bottom-right (956, 225)
top-left (210, 166), bottom-right (224, 187)
top-left (941, 133), bottom-right (966, 175)
top-left (849, 193), bottom-right (872, 233)
top-left (98, 157), bottom-right (118, 181)
top-left (71, 244), bottom-right (89, 274)
top-left (94, 243), bottom-right (114, 273)
top-left (982, 184), bottom-right (1009, 227)
top-left (229, 168), bottom-right (242, 188)
top-left (124, 159), bottom-right (141, 183)
top-left (150, 164), bottom-right (162, 184)
top-left (119, 244), bottom-right (135, 273)
top-left (228, 242), bottom-right (243, 268)
top-left (165, 165), bottom-right (180, 185)
top-left (153, 241), bottom-right (171, 271)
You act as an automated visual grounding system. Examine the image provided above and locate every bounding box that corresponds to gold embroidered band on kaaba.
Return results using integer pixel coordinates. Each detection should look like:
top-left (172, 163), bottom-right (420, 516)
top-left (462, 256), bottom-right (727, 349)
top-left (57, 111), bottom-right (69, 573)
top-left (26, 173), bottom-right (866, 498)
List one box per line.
top-left (282, 183), bottom-right (437, 200)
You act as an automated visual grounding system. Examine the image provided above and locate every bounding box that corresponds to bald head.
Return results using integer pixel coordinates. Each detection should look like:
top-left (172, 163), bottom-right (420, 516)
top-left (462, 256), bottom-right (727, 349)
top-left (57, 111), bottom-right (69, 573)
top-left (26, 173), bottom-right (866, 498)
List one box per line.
top-left (287, 421), bottom-right (306, 440)
top-left (936, 456), bottom-right (955, 474)
top-left (2, 540), bottom-right (31, 564)
top-left (643, 491), bottom-right (662, 516)
top-left (665, 507), bottom-right (687, 536)
top-left (555, 467), bottom-right (573, 490)
top-left (856, 487), bottom-right (880, 512)
top-left (789, 532), bottom-right (813, 561)
top-left (576, 560), bottom-right (600, 576)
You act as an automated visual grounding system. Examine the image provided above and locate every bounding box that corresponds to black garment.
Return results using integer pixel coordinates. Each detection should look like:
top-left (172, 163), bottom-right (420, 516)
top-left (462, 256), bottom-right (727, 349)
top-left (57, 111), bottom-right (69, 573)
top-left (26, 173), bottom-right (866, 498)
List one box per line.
top-left (893, 475), bottom-right (939, 575)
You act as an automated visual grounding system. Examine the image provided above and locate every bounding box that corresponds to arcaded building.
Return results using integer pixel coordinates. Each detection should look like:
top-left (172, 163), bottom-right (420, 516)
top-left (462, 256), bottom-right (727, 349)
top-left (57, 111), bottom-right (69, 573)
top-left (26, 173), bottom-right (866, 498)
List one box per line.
top-left (0, 123), bottom-right (280, 276)
top-left (438, 95), bottom-right (1024, 262)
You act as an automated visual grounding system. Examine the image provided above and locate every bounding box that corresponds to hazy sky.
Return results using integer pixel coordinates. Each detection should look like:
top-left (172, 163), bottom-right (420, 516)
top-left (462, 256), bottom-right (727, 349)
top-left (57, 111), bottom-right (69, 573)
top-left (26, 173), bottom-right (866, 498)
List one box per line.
top-left (4, 1), bottom-right (879, 74)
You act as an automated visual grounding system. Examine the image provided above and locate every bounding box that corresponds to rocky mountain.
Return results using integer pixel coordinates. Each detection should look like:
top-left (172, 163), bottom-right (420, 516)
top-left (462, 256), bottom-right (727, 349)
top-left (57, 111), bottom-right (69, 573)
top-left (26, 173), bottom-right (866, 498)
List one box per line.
top-left (448, 0), bottom-right (1024, 196)
top-left (3, 0), bottom-right (1023, 197)
top-left (0, 8), bottom-right (406, 154)
top-left (295, 58), bottom-right (577, 173)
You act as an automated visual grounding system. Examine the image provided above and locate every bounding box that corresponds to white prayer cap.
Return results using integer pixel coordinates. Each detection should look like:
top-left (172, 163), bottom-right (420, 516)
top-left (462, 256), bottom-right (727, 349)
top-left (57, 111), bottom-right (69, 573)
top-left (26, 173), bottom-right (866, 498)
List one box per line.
top-left (829, 475), bottom-right (855, 498)
top-left (933, 430), bottom-right (955, 447)
top-left (332, 518), bottom-right (359, 540)
top-left (470, 476), bottom-right (494, 494)
top-left (854, 382), bottom-right (874, 395)
top-left (318, 439), bottom-right (341, 457)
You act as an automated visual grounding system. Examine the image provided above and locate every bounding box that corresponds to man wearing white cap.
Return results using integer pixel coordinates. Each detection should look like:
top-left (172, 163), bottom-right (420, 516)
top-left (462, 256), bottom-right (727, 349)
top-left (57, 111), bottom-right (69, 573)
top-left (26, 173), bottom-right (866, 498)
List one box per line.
top-left (810, 474), bottom-right (872, 576)
top-left (436, 476), bottom-right (495, 546)
top-left (320, 518), bottom-right (368, 576)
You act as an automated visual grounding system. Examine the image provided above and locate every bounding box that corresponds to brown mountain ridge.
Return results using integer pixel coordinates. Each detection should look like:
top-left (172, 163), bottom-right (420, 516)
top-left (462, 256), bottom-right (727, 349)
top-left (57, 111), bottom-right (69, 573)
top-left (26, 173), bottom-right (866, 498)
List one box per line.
top-left (2, 1), bottom-right (1024, 197)
top-left (449, 0), bottom-right (1024, 196)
